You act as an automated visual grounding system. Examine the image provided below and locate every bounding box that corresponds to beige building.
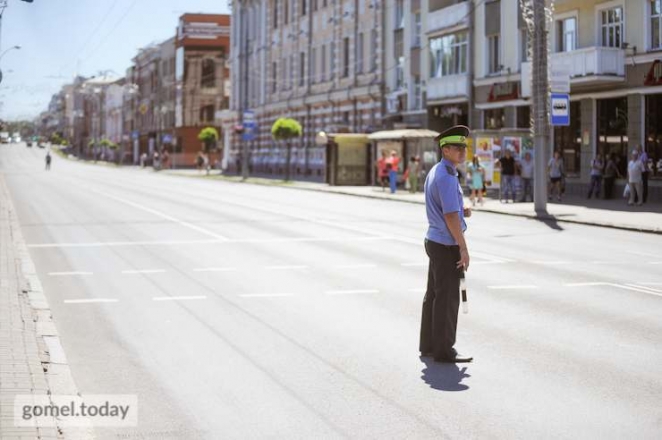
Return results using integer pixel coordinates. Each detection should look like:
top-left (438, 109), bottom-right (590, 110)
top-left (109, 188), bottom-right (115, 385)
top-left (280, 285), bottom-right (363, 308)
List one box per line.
top-left (230, 0), bottom-right (386, 179)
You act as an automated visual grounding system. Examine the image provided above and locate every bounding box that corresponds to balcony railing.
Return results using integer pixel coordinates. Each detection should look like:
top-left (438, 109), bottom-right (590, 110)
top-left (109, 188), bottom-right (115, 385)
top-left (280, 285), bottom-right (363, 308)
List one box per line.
top-left (427, 74), bottom-right (469, 101)
top-left (427, 1), bottom-right (470, 34)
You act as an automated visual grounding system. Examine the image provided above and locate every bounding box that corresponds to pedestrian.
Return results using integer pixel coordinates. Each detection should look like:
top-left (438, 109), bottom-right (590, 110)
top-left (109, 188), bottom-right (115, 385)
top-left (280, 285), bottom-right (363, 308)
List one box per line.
top-left (386, 150), bottom-right (400, 194)
top-left (140, 152), bottom-right (147, 168)
top-left (467, 156), bottom-right (485, 206)
top-left (603, 153), bottom-right (622, 199)
top-left (587, 153), bottom-right (604, 199)
top-left (639, 145), bottom-right (651, 203)
top-left (627, 150), bottom-right (645, 206)
top-left (496, 149), bottom-right (516, 203)
top-left (406, 156), bottom-right (420, 193)
top-left (519, 151), bottom-right (534, 202)
top-left (153, 151), bottom-right (160, 170)
top-left (376, 150), bottom-right (389, 191)
top-left (45, 152), bottom-right (51, 171)
top-left (419, 125), bottom-right (473, 364)
top-left (548, 150), bottom-right (564, 202)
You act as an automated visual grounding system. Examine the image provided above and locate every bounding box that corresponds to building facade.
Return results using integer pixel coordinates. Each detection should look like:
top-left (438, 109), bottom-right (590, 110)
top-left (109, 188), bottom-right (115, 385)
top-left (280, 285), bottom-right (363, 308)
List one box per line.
top-left (229, 0), bottom-right (386, 179)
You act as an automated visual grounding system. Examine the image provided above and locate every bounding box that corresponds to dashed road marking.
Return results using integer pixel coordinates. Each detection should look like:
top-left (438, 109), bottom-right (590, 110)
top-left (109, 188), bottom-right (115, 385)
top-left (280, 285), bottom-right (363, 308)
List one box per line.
top-left (121, 269), bottom-right (166, 275)
top-left (563, 282), bottom-right (607, 287)
top-left (565, 282), bottom-right (662, 298)
top-left (325, 289), bottom-right (380, 295)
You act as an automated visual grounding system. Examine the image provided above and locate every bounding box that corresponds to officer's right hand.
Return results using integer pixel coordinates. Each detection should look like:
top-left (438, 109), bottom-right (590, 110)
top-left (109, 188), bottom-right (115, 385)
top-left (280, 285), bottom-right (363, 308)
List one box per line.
top-left (457, 248), bottom-right (470, 271)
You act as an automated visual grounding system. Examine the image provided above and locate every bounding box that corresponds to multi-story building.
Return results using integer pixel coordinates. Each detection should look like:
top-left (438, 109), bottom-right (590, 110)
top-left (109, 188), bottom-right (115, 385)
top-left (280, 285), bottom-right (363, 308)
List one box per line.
top-left (104, 79), bottom-right (125, 150)
top-left (229, 0), bottom-right (386, 178)
top-left (175, 13), bottom-right (230, 162)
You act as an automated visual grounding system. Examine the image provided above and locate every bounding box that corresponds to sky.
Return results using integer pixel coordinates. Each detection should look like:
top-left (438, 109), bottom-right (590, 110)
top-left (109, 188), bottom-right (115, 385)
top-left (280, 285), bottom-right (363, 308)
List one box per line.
top-left (0, 0), bottom-right (230, 121)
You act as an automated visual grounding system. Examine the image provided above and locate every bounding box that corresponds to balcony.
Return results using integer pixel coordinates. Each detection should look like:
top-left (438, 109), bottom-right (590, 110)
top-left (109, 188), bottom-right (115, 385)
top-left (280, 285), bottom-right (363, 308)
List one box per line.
top-left (427, 74), bottom-right (469, 102)
top-left (427, 1), bottom-right (469, 35)
top-left (521, 46), bottom-right (625, 97)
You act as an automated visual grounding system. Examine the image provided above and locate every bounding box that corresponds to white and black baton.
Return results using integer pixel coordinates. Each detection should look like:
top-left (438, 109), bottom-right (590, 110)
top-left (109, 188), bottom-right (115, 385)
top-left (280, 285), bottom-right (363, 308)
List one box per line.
top-left (460, 271), bottom-right (468, 314)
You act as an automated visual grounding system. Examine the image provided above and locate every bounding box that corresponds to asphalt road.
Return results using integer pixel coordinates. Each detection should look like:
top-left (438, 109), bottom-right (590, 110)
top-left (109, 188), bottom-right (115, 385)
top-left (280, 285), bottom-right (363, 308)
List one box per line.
top-left (2, 144), bottom-right (662, 439)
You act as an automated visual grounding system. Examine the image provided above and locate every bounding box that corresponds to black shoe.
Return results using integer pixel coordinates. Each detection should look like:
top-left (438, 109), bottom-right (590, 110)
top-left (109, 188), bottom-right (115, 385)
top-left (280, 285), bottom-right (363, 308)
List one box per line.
top-left (434, 353), bottom-right (473, 363)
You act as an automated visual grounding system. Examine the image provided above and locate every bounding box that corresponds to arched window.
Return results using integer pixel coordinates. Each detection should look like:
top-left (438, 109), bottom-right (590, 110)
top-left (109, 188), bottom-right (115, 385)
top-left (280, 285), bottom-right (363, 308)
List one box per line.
top-left (201, 59), bottom-right (216, 88)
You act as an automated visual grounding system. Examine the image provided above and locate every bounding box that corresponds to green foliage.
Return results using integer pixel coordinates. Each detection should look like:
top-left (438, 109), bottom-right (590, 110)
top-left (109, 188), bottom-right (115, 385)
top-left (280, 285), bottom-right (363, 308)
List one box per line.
top-left (271, 118), bottom-right (302, 141)
top-left (198, 127), bottom-right (219, 152)
top-left (100, 139), bottom-right (118, 149)
top-left (50, 133), bottom-right (63, 145)
top-left (88, 139), bottom-right (96, 147)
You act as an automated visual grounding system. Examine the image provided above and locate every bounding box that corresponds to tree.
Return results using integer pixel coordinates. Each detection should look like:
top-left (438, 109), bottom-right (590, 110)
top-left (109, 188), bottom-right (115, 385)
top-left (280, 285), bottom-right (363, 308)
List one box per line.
top-left (198, 127), bottom-right (219, 153)
top-left (271, 118), bottom-right (302, 181)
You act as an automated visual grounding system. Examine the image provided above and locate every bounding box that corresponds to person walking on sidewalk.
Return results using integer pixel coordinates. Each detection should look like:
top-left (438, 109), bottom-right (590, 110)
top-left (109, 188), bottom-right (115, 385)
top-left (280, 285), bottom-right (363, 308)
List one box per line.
top-left (45, 152), bottom-right (51, 171)
top-left (467, 156), bottom-right (485, 206)
top-left (386, 150), bottom-right (400, 194)
top-left (406, 156), bottom-right (420, 193)
top-left (497, 149), bottom-right (516, 203)
top-left (420, 125), bottom-right (473, 364)
top-left (519, 151), bottom-right (534, 202)
top-left (548, 151), bottom-right (564, 202)
top-left (376, 150), bottom-right (389, 191)
top-left (628, 150), bottom-right (645, 206)
top-left (603, 153), bottom-right (622, 199)
top-left (587, 153), bottom-right (604, 199)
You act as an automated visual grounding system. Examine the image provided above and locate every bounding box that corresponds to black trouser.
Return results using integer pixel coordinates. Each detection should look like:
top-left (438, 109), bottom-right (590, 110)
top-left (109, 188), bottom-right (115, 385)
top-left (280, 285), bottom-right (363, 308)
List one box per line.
top-left (420, 239), bottom-right (462, 359)
top-left (643, 172), bottom-right (649, 203)
top-left (587, 175), bottom-right (602, 198)
top-left (604, 177), bottom-right (615, 199)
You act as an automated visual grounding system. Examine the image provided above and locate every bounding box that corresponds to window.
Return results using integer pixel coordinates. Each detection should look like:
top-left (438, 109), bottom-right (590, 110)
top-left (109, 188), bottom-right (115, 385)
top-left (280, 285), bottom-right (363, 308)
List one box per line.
top-left (357, 33), bottom-right (364, 74)
top-left (395, 30), bottom-right (404, 88)
top-left (413, 13), bottom-right (422, 47)
top-left (516, 105), bottom-right (531, 129)
top-left (311, 47), bottom-right (317, 83)
top-left (597, 97), bottom-right (628, 175)
top-left (284, 0), bottom-right (289, 24)
top-left (520, 29), bottom-right (529, 62)
top-left (321, 44), bottom-right (327, 81)
top-left (342, 37), bottom-right (350, 77)
top-left (272, 62), bottom-right (278, 93)
top-left (600, 6), bottom-right (623, 48)
top-left (199, 104), bottom-right (214, 123)
top-left (290, 55), bottom-right (296, 88)
top-left (313, 0), bottom-right (318, 12)
top-left (413, 76), bottom-right (422, 110)
top-left (274, 0), bottom-right (279, 28)
top-left (300, 52), bottom-right (305, 86)
top-left (331, 41), bottom-right (336, 78)
top-left (302, 0), bottom-right (307, 15)
top-left (395, 0), bottom-right (405, 29)
top-left (201, 59), bottom-right (216, 88)
top-left (484, 108), bottom-right (505, 130)
top-left (557, 17), bottom-right (576, 52)
top-left (487, 34), bottom-right (501, 74)
top-left (651, 0), bottom-right (662, 49)
top-left (370, 29), bottom-right (378, 72)
top-left (429, 32), bottom-right (468, 77)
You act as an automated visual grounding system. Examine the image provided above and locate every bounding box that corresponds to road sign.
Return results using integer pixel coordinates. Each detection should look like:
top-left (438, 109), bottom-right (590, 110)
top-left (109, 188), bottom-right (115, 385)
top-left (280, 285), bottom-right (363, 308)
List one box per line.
top-left (550, 93), bottom-right (570, 126)
top-left (242, 110), bottom-right (257, 141)
top-left (550, 68), bottom-right (571, 93)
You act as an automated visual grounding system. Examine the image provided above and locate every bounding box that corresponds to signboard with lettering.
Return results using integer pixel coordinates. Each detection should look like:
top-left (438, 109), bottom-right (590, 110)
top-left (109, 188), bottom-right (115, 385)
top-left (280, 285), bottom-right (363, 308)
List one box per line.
top-left (550, 93), bottom-right (570, 126)
top-left (488, 82), bottom-right (519, 102)
top-left (644, 60), bottom-right (662, 86)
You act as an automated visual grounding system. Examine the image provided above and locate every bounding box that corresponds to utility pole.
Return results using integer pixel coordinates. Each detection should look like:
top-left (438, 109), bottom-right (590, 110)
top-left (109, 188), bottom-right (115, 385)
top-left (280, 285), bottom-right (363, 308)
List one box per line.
top-left (530, 0), bottom-right (550, 214)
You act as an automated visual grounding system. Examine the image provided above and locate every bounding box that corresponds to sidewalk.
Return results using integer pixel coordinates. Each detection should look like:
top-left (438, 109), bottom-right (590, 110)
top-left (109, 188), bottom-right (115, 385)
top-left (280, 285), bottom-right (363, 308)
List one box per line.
top-left (163, 169), bottom-right (662, 234)
top-left (0, 177), bottom-right (90, 439)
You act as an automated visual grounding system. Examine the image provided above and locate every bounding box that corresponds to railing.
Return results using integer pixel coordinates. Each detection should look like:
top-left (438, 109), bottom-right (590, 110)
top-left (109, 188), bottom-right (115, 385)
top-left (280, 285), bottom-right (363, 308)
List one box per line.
top-left (427, 74), bottom-right (469, 101)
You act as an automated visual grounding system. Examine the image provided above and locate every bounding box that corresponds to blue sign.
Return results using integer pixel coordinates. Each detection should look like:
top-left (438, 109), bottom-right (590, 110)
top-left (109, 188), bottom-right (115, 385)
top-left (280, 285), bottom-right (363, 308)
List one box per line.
top-left (162, 134), bottom-right (173, 144)
top-left (242, 110), bottom-right (257, 141)
top-left (550, 93), bottom-right (570, 126)
top-left (132, 131), bottom-right (139, 140)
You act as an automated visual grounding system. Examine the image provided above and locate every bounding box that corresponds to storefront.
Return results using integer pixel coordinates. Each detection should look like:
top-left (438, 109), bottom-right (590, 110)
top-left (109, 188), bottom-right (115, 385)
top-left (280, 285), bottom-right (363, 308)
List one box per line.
top-left (553, 101), bottom-right (582, 176)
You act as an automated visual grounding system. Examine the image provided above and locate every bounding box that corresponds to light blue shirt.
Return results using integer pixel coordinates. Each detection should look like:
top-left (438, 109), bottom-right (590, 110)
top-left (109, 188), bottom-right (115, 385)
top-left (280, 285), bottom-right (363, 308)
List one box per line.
top-left (424, 158), bottom-right (466, 246)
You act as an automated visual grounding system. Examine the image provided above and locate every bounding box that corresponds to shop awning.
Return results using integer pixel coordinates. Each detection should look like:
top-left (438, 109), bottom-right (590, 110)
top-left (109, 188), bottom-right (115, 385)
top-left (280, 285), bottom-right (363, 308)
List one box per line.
top-left (367, 129), bottom-right (438, 141)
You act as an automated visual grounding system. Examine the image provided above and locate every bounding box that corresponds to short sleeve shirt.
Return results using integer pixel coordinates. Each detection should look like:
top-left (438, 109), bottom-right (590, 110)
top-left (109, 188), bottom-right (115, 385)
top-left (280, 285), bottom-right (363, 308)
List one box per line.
top-left (424, 159), bottom-right (466, 246)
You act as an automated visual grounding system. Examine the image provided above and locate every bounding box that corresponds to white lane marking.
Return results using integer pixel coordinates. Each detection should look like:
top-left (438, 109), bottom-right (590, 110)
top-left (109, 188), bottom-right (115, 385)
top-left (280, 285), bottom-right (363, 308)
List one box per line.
top-left (624, 284), bottom-right (662, 294)
top-left (401, 262), bottom-right (427, 267)
top-left (48, 271), bottom-right (93, 276)
top-left (640, 282), bottom-right (662, 286)
top-left (64, 299), bottom-right (118, 304)
top-left (325, 289), bottom-right (380, 295)
top-left (565, 282), bottom-right (662, 298)
top-left (627, 250), bottom-right (661, 258)
top-left (563, 282), bottom-right (607, 287)
top-left (88, 189), bottom-right (230, 241)
top-left (27, 235), bottom-right (392, 249)
top-left (265, 265), bottom-right (308, 270)
top-left (487, 285), bottom-right (538, 290)
top-left (193, 267), bottom-right (238, 272)
top-left (333, 264), bottom-right (378, 269)
top-left (153, 296), bottom-right (207, 301)
top-left (121, 269), bottom-right (166, 274)
top-left (239, 293), bottom-right (295, 298)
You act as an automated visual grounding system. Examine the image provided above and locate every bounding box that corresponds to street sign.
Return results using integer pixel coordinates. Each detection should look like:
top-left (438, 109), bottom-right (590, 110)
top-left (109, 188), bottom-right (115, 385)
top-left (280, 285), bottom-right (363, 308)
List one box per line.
top-left (242, 110), bottom-right (257, 141)
top-left (131, 131), bottom-right (139, 140)
top-left (550, 68), bottom-right (571, 93)
top-left (162, 134), bottom-right (173, 144)
top-left (550, 93), bottom-right (570, 126)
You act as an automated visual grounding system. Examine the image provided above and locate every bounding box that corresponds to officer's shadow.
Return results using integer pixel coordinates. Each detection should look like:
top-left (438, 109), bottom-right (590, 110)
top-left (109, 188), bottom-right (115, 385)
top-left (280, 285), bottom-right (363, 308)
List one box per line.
top-left (420, 357), bottom-right (471, 391)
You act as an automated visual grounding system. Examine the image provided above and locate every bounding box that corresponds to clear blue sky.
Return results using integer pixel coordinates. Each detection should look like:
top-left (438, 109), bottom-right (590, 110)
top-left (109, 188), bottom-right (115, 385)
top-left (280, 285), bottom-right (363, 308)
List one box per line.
top-left (1, 0), bottom-right (230, 121)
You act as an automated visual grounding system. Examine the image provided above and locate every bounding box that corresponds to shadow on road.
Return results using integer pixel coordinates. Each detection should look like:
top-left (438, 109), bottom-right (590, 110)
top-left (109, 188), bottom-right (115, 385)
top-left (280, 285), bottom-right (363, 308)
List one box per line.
top-left (420, 357), bottom-right (471, 391)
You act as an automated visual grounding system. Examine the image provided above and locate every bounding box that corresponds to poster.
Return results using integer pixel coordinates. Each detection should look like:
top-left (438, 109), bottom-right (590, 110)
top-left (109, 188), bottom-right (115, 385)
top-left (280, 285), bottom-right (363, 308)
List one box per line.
top-left (475, 137), bottom-right (495, 186)
top-left (503, 136), bottom-right (522, 158)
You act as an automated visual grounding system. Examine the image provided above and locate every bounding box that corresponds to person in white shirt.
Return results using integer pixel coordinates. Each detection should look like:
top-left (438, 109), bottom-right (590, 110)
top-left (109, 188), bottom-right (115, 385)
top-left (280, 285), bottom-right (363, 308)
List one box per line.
top-left (627, 150), bottom-right (645, 206)
top-left (519, 151), bottom-right (534, 202)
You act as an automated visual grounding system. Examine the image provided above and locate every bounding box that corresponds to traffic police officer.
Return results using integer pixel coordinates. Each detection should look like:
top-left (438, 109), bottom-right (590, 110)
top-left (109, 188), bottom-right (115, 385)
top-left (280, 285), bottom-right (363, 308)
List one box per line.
top-left (419, 125), bottom-right (473, 363)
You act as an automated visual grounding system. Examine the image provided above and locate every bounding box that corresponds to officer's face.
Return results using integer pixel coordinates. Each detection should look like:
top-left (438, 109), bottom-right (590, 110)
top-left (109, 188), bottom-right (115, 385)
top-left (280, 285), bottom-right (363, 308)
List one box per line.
top-left (443, 145), bottom-right (466, 164)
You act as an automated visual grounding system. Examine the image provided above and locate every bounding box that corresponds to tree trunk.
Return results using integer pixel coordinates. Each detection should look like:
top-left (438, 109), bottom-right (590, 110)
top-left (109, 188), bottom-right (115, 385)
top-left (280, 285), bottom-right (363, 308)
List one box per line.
top-left (285, 141), bottom-right (291, 181)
